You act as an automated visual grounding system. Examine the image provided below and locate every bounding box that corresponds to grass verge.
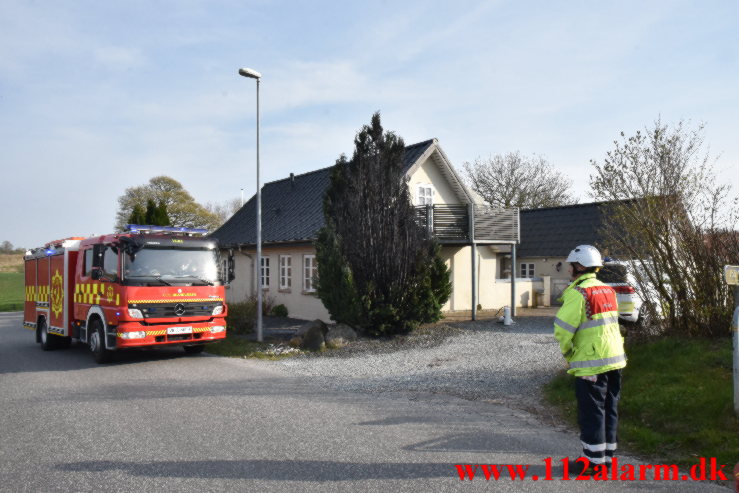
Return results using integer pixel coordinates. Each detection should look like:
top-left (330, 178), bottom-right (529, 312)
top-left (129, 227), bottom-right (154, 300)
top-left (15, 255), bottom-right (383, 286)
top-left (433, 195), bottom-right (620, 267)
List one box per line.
top-left (0, 271), bottom-right (24, 312)
top-left (543, 337), bottom-right (738, 469)
top-left (205, 333), bottom-right (302, 360)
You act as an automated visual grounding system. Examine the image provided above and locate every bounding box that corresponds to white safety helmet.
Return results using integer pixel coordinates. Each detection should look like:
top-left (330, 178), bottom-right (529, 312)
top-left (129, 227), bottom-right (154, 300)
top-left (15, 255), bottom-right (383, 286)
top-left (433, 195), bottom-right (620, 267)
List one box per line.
top-left (566, 244), bottom-right (603, 268)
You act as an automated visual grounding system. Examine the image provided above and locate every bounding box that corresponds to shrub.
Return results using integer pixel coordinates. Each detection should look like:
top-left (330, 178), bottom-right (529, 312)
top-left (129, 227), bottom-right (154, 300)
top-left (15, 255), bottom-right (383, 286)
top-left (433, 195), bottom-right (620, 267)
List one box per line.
top-left (270, 304), bottom-right (288, 317)
top-left (225, 300), bottom-right (256, 334)
top-left (225, 295), bottom-right (275, 334)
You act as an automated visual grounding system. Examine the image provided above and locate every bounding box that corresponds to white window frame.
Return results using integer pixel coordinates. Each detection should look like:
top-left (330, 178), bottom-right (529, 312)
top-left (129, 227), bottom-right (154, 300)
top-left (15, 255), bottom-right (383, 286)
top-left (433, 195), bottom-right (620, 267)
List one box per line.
top-left (260, 256), bottom-right (270, 288)
top-left (303, 255), bottom-right (317, 293)
top-left (417, 184), bottom-right (434, 206)
top-left (279, 255), bottom-right (292, 290)
top-left (520, 263), bottom-right (535, 278)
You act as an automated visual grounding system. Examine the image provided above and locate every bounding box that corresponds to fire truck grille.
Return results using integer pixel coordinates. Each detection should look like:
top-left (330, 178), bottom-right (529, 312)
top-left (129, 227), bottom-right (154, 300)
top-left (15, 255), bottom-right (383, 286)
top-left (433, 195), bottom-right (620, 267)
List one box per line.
top-left (130, 302), bottom-right (220, 319)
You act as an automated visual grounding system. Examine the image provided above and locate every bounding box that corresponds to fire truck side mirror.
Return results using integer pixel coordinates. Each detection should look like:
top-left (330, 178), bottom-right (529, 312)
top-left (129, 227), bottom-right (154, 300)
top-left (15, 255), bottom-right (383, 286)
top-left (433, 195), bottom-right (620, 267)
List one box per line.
top-left (92, 244), bottom-right (104, 269)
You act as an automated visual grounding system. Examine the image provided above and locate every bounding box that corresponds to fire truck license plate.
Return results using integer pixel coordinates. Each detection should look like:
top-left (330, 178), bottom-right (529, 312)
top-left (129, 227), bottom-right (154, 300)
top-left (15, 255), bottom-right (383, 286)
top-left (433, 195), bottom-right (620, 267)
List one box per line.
top-left (167, 326), bottom-right (193, 335)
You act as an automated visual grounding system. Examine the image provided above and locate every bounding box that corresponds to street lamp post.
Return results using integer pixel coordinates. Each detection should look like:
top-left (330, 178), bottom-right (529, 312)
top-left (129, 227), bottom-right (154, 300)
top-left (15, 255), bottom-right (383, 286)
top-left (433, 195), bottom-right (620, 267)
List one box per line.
top-left (239, 67), bottom-right (263, 342)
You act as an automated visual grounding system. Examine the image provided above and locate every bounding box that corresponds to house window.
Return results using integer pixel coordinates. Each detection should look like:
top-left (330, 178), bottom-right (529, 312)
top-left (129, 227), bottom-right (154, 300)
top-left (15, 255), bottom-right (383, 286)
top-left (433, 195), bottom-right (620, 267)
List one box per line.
top-left (279, 255), bottom-right (291, 289)
top-left (520, 263), bottom-right (535, 278)
top-left (303, 255), bottom-right (317, 293)
top-left (417, 185), bottom-right (434, 205)
top-left (260, 257), bottom-right (270, 288)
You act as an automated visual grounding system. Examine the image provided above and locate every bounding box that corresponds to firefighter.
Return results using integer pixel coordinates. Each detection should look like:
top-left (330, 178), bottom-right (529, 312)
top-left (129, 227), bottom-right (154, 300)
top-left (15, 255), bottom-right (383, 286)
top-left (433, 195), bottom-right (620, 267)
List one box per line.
top-left (554, 244), bottom-right (626, 469)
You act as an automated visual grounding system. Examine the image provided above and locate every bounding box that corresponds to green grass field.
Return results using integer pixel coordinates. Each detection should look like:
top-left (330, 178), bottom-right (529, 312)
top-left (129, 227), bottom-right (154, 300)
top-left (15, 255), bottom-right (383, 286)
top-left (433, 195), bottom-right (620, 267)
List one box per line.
top-left (544, 337), bottom-right (737, 469)
top-left (0, 271), bottom-right (24, 311)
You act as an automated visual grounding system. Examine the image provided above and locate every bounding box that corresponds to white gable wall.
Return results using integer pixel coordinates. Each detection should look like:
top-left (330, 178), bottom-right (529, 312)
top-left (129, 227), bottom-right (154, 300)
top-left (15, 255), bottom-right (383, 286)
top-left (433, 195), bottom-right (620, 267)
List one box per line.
top-left (407, 152), bottom-right (461, 206)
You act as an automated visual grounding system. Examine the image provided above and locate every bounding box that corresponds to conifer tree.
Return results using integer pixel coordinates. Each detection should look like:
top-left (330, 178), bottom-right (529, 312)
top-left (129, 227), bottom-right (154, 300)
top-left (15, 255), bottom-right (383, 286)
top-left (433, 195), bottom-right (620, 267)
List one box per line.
top-left (156, 200), bottom-right (171, 226)
top-left (128, 204), bottom-right (146, 225)
top-left (316, 113), bottom-right (451, 335)
top-left (144, 199), bottom-right (158, 225)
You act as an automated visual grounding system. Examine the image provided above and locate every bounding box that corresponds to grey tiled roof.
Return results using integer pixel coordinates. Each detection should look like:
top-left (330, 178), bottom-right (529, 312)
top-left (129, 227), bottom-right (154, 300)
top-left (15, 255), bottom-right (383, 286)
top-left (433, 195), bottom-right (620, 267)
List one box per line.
top-left (518, 202), bottom-right (609, 257)
top-left (211, 139), bottom-right (436, 247)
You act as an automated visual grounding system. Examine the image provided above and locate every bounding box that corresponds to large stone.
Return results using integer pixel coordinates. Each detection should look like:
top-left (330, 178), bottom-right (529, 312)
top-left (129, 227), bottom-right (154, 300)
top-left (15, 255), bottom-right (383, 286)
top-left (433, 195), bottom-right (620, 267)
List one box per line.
top-left (295, 319), bottom-right (327, 351)
top-left (295, 319), bottom-right (328, 337)
top-left (325, 323), bottom-right (358, 348)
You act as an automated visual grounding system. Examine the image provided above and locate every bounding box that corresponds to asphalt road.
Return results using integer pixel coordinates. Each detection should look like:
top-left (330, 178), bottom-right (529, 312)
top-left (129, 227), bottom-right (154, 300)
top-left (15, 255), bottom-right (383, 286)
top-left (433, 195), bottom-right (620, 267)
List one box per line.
top-left (0, 312), bottom-right (729, 492)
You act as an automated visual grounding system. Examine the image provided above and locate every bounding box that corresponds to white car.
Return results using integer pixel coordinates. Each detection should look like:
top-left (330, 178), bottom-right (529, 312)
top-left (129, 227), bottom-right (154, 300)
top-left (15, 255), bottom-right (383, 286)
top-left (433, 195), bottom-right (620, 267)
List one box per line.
top-left (598, 260), bottom-right (661, 325)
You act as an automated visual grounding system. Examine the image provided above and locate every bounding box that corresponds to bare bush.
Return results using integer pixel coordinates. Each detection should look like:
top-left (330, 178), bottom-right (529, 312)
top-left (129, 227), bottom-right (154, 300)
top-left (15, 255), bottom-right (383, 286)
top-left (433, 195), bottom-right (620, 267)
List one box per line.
top-left (590, 119), bottom-right (739, 337)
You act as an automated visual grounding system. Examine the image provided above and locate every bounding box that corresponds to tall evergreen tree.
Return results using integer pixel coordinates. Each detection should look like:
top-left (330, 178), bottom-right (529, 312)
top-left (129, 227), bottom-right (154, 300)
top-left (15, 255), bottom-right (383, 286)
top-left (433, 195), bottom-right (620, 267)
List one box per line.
top-left (316, 113), bottom-right (451, 335)
top-left (156, 200), bottom-right (171, 226)
top-left (144, 199), bottom-right (158, 225)
top-left (128, 204), bottom-right (146, 225)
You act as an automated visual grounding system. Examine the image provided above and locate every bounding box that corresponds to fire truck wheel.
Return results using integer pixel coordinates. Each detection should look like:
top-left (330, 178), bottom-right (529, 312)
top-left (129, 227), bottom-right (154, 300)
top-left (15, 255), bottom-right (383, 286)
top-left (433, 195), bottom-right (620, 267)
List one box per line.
top-left (89, 319), bottom-right (113, 364)
top-left (183, 344), bottom-right (205, 355)
top-left (39, 320), bottom-right (56, 351)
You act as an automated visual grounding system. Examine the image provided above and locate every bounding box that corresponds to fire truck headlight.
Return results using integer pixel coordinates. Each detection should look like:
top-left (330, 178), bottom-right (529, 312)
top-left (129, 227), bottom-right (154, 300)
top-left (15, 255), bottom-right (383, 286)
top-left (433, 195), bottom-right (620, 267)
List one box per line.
top-left (211, 305), bottom-right (224, 316)
top-left (210, 326), bottom-right (226, 334)
top-left (127, 308), bottom-right (144, 319)
top-left (120, 331), bottom-right (147, 340)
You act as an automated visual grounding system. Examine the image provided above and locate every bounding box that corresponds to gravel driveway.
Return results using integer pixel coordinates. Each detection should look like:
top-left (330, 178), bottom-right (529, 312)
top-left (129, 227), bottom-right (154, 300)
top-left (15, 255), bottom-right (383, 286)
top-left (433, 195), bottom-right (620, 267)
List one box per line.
top-left (275, 315), bottom-right (565, 413)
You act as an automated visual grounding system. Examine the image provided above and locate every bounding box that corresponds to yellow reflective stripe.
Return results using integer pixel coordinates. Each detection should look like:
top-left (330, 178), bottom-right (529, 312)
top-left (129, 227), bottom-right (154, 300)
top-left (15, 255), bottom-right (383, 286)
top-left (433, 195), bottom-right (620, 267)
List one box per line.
top-left (26, 286), bottom-right (38, 302)
top-left (618, 302), bottom-right (634, 312)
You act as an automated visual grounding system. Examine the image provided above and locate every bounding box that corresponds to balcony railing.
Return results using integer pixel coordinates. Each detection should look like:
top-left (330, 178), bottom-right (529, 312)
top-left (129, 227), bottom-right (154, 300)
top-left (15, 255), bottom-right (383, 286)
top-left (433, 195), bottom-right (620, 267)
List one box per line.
top-left (414, 204), bottom-right (519, 243)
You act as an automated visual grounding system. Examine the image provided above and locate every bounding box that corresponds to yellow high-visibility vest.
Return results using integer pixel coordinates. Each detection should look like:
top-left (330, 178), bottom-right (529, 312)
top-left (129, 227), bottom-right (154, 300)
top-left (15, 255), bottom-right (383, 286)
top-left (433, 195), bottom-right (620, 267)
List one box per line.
top-left (554, 273), bottom-right (626, 376)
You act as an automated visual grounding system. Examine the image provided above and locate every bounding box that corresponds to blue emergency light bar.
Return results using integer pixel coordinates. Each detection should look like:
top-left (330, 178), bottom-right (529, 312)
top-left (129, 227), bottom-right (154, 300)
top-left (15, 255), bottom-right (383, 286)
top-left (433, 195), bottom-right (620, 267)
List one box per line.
top-left (125, 224), bottom-right (209, 236)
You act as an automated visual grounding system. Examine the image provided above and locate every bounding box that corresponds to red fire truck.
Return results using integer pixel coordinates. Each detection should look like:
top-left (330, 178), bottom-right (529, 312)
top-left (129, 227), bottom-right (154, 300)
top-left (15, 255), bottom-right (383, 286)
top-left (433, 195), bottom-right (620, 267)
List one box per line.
top-left (24, 225), bottom-right (234, 363)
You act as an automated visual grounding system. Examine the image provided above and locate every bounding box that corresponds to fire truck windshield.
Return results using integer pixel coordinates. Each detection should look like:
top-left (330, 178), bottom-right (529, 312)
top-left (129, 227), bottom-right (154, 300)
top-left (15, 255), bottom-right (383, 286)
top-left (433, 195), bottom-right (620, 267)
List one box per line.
top-left (123, 247), bottom-right (220, 286)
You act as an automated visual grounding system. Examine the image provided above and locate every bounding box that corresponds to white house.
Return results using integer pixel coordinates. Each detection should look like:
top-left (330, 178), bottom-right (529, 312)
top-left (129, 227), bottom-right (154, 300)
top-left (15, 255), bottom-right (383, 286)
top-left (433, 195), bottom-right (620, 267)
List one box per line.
top-left (212, 138), bottom-right (545, 321)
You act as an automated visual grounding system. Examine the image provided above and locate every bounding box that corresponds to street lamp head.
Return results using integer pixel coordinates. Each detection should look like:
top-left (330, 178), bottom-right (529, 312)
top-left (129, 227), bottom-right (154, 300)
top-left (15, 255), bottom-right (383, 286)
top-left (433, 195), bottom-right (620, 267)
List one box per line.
top-left (239, 67), bottom-right (262, 79)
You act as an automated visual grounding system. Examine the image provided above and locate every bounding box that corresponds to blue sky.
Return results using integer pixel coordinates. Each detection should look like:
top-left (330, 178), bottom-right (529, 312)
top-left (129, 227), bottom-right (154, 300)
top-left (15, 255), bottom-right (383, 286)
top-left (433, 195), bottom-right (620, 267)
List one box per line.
top-left (1, 0), bottom-right (737, 248)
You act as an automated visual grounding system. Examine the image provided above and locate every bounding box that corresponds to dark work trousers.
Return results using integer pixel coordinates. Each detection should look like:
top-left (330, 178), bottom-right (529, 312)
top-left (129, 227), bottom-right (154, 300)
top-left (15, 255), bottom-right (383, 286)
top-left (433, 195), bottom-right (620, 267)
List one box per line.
top-left (575, 369), bottom-right (622, 465)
